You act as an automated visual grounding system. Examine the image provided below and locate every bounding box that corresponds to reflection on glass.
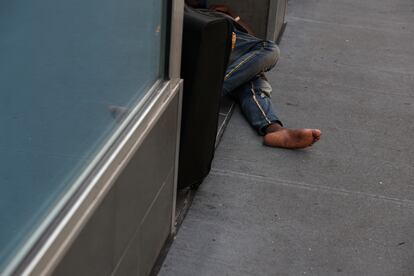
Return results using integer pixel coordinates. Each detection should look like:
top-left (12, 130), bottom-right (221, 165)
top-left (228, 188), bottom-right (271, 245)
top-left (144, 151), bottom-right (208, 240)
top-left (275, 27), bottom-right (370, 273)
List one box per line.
top-left (0, 0), bottom-right (165, 271)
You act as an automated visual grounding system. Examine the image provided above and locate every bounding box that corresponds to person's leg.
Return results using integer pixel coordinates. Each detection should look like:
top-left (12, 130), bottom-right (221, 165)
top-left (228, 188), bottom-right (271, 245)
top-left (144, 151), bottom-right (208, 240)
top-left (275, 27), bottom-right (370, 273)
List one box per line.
top-left (222, 30), bottom-right (280, 95)
top-left (234, 74), bottom-right (281, 135)
top-left (225, 32), bottom-right (322, 148)
top-left (233, 74), bottom-right (322, 148)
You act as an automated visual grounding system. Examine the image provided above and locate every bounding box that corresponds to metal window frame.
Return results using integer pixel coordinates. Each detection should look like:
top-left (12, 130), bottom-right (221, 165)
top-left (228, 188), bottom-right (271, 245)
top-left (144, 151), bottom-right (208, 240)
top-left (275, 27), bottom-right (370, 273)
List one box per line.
top-left (5, 0), bottom-right (184, 275)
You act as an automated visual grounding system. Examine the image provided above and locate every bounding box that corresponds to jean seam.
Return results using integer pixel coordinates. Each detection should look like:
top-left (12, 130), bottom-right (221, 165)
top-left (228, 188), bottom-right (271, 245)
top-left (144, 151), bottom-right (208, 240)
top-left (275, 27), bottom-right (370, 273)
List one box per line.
top-left (224, 51), bottom-right (258, 81)
top-left (250, 82), bottom-right (271, 125)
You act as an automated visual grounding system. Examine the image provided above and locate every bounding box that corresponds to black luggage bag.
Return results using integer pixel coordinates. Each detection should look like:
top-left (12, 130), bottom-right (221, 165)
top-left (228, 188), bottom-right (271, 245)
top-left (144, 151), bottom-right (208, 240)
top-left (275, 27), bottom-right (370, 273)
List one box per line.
top-left (178, 7), bottom-right (233, 189)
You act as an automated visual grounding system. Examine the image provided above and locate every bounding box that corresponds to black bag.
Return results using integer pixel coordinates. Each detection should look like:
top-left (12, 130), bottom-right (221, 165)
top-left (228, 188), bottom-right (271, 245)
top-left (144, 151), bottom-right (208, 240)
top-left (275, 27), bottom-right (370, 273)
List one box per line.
top-left (178, 7), bottom-right (233, 189)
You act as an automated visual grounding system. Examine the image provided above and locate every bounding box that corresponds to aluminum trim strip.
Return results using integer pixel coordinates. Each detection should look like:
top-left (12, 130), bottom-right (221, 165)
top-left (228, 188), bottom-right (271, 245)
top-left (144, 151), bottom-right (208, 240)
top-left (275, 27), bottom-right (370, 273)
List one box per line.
top-left (171, 81), bottom-right (183, 234)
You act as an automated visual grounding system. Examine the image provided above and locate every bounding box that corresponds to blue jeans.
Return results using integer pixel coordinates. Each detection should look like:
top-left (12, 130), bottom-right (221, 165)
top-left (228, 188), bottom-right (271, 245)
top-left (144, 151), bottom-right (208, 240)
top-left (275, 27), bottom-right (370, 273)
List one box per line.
top-left (223, 29), bottom-right (282, 135)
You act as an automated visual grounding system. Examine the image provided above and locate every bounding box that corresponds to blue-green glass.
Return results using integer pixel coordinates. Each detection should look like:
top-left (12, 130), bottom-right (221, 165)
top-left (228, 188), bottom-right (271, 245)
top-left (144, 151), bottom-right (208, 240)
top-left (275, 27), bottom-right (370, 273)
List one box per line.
top-left (0, 0), bottom-right (165, 271)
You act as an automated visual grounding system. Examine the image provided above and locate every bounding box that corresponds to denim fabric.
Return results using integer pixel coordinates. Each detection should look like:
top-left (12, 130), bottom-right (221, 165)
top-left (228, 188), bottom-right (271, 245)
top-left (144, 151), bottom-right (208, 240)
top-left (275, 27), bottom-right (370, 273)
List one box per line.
top-left (223, 29), bottom-right (282, 135)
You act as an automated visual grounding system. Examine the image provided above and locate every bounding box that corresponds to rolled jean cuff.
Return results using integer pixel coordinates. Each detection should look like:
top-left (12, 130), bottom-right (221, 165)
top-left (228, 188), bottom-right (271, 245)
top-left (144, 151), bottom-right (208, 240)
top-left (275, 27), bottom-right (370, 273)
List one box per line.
top-left (256, 119), bottom-right (282, 136)
top-left (259, 120), bottom-right (283, 136)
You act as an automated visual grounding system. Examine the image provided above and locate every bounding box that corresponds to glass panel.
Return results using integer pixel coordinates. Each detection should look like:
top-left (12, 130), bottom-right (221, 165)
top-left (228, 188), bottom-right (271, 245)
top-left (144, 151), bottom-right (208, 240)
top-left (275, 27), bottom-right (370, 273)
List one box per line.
top-left (0, 0), bottom-right (166, 271)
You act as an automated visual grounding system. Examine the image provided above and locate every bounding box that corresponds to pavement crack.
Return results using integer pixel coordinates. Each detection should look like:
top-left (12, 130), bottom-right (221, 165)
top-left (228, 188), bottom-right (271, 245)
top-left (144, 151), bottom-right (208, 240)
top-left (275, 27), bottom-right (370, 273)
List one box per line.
top-left (211, 168), bottom-right (414, 207)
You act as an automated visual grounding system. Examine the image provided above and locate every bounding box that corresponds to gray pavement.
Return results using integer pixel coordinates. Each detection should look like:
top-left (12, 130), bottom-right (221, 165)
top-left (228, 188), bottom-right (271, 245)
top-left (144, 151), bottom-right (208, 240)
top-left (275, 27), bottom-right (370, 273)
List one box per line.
top-left (160, 0), bottom-right (414, 275)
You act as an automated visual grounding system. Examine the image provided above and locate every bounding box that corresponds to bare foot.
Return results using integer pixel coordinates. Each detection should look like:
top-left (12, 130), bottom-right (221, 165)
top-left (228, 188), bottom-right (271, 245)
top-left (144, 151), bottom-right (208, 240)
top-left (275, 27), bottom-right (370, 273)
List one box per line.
top-left (263, 125), bottom-right (321, 149)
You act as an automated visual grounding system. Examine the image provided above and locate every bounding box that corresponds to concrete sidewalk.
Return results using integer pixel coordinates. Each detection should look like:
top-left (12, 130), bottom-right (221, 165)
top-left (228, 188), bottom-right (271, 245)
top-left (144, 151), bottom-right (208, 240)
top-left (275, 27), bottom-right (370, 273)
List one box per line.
top-left (160, 0), bottom-right (414, 275)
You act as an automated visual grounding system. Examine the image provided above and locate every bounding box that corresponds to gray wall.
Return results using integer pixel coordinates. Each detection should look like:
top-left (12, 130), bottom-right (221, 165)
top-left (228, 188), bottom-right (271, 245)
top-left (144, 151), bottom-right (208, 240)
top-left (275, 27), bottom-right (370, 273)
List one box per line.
top-left (52, 93), bottom-right (180, 276)
top-left (207, 0), bottom-right (287, 41)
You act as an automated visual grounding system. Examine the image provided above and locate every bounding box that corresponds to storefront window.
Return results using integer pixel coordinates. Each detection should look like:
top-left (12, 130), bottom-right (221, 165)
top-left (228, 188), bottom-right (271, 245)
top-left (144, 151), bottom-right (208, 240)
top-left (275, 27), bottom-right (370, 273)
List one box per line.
top-left (0, 0), bottom-right (166, 271)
